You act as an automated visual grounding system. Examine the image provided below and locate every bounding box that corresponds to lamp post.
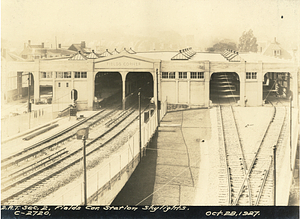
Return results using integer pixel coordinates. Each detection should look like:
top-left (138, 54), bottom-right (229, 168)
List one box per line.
top-left (273, 145), bottom-right (276, 206)
top-left (76, 128), bottom-right (89, 205)
top-left (138, 89), bottom-right (142, 161)
top-left (28, 74), bottom-right (31, 113)
top-left (290, 94), bottom-right (293, 171)
top-left (82, 135), bottom-right (87, 205)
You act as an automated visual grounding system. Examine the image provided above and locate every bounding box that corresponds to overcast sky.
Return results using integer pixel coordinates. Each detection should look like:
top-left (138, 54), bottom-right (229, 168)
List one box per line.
top-left (1, 0), bottom-right (299, 49)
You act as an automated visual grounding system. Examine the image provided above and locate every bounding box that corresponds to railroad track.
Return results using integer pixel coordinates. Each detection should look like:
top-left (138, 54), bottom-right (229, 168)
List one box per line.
top-left (236, 106), bottom-right (287, 206)
top-left (217, 104), bottom-right (287, 206)
top-left (218, 105), bottom-right (250, 205)
top-left (1, 104), bottom-right (141, 205)
top-left (1, 106), bottom-right (121, 171)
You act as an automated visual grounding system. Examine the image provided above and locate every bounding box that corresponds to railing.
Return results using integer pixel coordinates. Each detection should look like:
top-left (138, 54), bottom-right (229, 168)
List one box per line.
top-left (1, 109), bottom-right (59, 139)
top-left (49, 99), bottom-right (167, 205)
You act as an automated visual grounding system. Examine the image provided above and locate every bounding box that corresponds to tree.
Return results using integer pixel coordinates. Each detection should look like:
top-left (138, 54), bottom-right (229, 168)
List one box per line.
top-left (238, 29), bottom-right (258, 52)
top-left (206, 39), bottom-right (237, 52)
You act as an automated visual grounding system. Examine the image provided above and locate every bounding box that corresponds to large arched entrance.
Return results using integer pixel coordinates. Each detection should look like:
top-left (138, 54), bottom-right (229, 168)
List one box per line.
top-left (263, 72), bottom-right (292, 105)
top-left (210, 72), bottom-right (240, 104)
top-left (94, 72), bottom-right (122, 108)
top-left (125, 72), bottom-right (154, 109)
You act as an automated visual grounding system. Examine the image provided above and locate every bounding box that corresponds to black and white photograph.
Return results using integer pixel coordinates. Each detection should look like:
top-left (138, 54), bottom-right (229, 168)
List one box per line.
top-left (1, 0), bottom-right (299, 218)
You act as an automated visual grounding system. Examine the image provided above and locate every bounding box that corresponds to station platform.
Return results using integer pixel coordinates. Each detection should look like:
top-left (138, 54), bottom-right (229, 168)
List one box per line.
top-left (113, 106), bottom-right (298, 206)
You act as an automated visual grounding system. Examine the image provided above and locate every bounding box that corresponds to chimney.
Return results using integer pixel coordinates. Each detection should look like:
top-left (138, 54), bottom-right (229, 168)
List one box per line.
top-left (81, 41), bottom-right (86, 48)
top-left (28, 40), bottom-right (31, 46)
top-left (274, 37), bottom-right (276, 43)
top-left (41, 42), bottom-right (44, 48)
top-left (58, 44), bottom-right (61, 48)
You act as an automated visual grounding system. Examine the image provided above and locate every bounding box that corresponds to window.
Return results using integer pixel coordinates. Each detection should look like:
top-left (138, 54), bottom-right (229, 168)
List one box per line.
top-left (75, 72), bottom-right (81, 78)
top-left (74, 71), bottom-right (87, 78)
top-left (273, 50), bottom-right (281, 56)
top-left (246, 72), bottom-right (257, 79)
top-left (56, 72), bottom-right (63, 78)
top-left (58, 82), bottom-right (61, 87)
top-left (161, 72), bottom-right (175, 79)
top-left (40, 72), bottom-right (52, 78)
top-left (81, 72), bottom-right (87, 78)
top-left (179, 72), bottom-right (187, 79)
top-left (162, 72), bottom-right (168, 78)
top-left (66, 82), bottom-right (69, 87)
top-left (169, 72), bottom-right (175, 78)
top-left (40, 72), bottom-right (46, 78)
top-left (56, 72), bottom-right (71, 78)
top-left (191, 72), bottom-right (204, 79)
top-left (64, 72), bottom-right (71, 78)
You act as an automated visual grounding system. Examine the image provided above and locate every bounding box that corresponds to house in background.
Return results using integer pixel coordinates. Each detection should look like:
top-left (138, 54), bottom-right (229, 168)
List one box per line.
top-left (20, 40), bottom-right (76, 60)
top-left (68, 41), bottom-right (91, 54)
top-left (263, 38), bottom-right (293, 60)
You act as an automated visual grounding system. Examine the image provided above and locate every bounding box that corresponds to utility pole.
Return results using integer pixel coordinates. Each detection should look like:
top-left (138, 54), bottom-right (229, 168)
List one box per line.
top-left (82, 135), bottom-right (87, 205)
top-left (27, 74), bottom-right (31, 113)
top-left (290, 94), bottom-right (293, 171)
top-left (273, 145), bottom-right (276, 206)
top-left (138, 89), bottom-right (142, 161)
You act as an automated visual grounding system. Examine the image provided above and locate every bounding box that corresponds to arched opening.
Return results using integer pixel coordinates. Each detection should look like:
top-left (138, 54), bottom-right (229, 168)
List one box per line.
top-left (94, 72), bottom-right (122, 108)
top-left (263, 72), bottom-right (291, 105)
top-left (210, 72), bottom-right (240, 104)
top-left (125, 72), bottom-right (154, 108)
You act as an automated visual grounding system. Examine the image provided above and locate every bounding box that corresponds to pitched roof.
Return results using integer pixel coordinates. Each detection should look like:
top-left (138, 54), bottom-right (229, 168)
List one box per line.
top-left (111, 48), bottom-right (120, 55)
top-left (86, 50), bottom-right (100, 59)
top-left (221, 49), bottom-right (242, 62)
top-left (128, 48), bottom-right (136, 54)
top-left (262, 39), bottom-right (292, 59)
top-left (99, 49), bottom-right (112, 57)
top-left (69, 51), bottom-right (88, 60)
top-left (171, 48), bottom-right (196, 60)
top-left (68, 44), bottom-right (91, 54)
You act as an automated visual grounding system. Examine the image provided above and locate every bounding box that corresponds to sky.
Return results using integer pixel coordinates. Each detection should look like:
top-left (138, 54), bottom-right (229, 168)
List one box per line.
top-left (1, 0), bottom-right (299, 50)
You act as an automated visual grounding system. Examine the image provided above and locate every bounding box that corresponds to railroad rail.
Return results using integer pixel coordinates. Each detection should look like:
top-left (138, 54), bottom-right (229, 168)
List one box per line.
top-left (217, 102), bottom-right (288, 206)
top-left (1, 108), bottom-right (117, 170)
top-left (1, 104), bottom-right (142, 205)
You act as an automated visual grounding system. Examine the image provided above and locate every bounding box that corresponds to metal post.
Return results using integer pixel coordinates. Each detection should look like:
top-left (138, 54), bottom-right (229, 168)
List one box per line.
top-left (156, 69), bottom-right (160, 126)
top-left (82, 135), bottom-right (87, 205)
top-left (273, 145), bottom-right (276, 206)
top-left (290, 96), bottom-right (293, 171)
top-left (138, 90), bottom-right (142, 161)
top-left (28, 74), bottom-right (31, 113)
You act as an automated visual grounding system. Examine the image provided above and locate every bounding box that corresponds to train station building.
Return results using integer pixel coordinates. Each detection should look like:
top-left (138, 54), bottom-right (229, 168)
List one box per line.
top-left (4, 47), bottom-right (298, 111)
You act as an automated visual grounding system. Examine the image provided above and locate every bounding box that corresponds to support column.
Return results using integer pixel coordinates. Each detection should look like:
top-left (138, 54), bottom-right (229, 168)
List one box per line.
top-left (239, 61), bottom-right (246, 107)
top-left (187, 72), bottom-right (190, 105)
top-left (257, 61), bottom-right (263, 106)
top-left (33, 71), bottom-right (40, 103)
top-left (175, 72), bottom-right (179, 104)
top-left (120, 71), bottom-right (128, 110)
top-left (87, 71), bottom-right (95, 110)
top-left (292, 68), bottom-right (298, 108)
top-left (52, 72), bottom-right (56, 104)
top-left (154, 62), bottom-right (161, 125)
top-left (204, 61), bottom-right (210, 107)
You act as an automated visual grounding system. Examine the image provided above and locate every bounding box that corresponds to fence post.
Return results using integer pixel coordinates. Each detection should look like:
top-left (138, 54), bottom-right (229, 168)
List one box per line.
top-left (119, 154), bottom-right (121, 180)
top-left (109, 162), bottom-right (111, 190)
